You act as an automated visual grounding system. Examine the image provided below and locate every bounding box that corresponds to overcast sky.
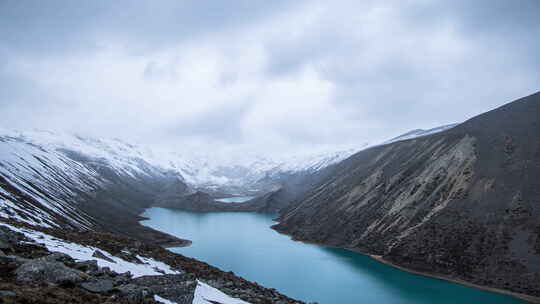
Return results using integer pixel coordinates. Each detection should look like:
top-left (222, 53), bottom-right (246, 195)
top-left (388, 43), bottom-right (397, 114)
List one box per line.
top-left (1, 0), bottom-right (539, 157)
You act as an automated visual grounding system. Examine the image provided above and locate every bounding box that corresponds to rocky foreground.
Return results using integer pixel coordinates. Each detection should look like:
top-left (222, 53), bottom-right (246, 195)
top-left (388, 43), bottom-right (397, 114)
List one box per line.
top-left (0, 219), bottom-right (306, 304)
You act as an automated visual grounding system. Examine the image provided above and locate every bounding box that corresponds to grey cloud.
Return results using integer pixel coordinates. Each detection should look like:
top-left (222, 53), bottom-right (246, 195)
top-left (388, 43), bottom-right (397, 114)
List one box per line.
top-left (0, 0), bottom-right (300, 56)
top-left (165, 101), bottom-right (252, 145)
top-left (260, 0), bottom-right (540, 139)
top-left (0, 0), bottom-right (538, 156)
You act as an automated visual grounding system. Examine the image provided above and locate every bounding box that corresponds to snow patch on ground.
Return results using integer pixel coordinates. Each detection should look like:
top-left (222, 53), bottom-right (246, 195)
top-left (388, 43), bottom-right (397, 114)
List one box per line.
top-left (193, 281), bottom-right (251, 304)
top-left (155, 295), bottom-right (177, 304)
top-left (0, 222), bottom-right (179, 278)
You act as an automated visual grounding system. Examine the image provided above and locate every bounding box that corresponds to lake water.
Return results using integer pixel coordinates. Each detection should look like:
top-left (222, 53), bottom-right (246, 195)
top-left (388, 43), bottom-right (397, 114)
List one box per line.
top-left (214, 196), bottom-right (255, 203)
top-left (141, 207), bottom-right (523, 304)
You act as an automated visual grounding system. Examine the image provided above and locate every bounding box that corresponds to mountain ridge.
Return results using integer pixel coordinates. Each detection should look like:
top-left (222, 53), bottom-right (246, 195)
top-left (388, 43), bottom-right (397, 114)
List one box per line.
top-left (273, 91), bottom-right (540, 301)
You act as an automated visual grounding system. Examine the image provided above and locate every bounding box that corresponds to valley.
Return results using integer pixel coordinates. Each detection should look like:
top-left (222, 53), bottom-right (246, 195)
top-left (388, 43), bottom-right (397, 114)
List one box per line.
top-left (3, 1), bottom-right (540, 303)
top-left (0, 92), bottom-right (539, 303)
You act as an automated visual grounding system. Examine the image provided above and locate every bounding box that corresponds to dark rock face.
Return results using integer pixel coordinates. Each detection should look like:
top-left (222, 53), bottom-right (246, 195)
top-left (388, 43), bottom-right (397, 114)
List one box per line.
top-left (116, 283), bottom-right (153, 301)
top-left (37, 252), bottom-right (74, 264)
top-left (250, 164), bottom-right (346, 214)
top-left (274, 92), bottom-right (540, 298)
top-left (80, 279), bottom-right (114, 293)
top-left (132, 274), bottom-right (196, 304)
top-left (240, 188), bottom-right (293, 213)
top-left (0, 226), bottom-right (24, 250)
top-left (0, 255), bottom-right (31, 266)
top-left (15, 260), bottom-right (86, 285)
top-left (74, 260), bottom-right (99, 273)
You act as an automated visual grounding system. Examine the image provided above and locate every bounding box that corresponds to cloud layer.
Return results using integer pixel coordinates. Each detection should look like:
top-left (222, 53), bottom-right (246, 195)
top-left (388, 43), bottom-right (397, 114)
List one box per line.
top-left (1, 0), bottom-right (539, 156)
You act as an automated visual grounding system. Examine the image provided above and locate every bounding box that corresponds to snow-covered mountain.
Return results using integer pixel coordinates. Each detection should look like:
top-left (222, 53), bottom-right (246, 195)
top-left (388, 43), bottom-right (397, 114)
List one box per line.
top-left (0, 128), bottom-right (181, 229)
top-left (0, 123), bottom-right (456, 227)
top-left (0, 124), bottom-right (458, 190)
top-left (0, 128), bottom-right (343, 227)
top-left (0, 128), bottom-right (359, 193)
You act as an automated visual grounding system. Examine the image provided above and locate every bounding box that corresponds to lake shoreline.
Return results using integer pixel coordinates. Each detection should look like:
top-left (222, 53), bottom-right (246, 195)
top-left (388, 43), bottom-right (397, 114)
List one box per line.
top-left (369, 255), bottom-right (540, 304)
top-left (137, 210), bottom-right (193, 248)
top-left (140, 207), bottom-right (536, 303)
top-left (272, 228), bottom-right (540, 304)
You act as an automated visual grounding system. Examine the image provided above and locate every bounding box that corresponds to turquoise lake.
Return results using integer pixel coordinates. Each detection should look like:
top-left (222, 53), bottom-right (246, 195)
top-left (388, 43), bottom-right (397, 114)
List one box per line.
top-left (141, 207), bottom-right (523, 304)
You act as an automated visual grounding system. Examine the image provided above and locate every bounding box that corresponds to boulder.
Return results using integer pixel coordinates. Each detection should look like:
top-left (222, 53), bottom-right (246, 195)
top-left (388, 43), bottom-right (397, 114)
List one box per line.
top-left (74, 260), bottom-right (99, 273)
top-left (131, 274), bottom-right (196, 304)
top-left (81, 279), bottom-right (114, 293)
top-left (0, 255), bottom-right (31, 265)
top-left (37, 252), bottom-right (75, 264)
top-left (113, 271), bottom-right (133, 285)
top-left (15, 260), bottom-right (86, 285)
top-left (116, 284), bottom-right (153, 301)
top-left (94, 266), bottom-right (117, 278)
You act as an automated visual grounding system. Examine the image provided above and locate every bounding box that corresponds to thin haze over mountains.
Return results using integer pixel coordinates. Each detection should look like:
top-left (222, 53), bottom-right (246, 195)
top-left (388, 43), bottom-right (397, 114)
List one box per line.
top-left (1, 0), bottom-right (539, 156)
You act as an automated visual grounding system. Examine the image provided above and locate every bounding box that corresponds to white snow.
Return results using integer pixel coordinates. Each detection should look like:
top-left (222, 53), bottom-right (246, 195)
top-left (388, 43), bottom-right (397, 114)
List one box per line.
top-left (155, 295), bottom-right (177, 304)
top-left (193, 281), bottom-right (251, 304)
top-left (383, 124), bottom-right (458, 144)
top-left (0, 129), bottom-right (362, 191)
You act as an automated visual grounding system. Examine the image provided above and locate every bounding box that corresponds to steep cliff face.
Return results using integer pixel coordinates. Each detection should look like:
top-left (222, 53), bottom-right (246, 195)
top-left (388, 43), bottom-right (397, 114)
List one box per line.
top-left (273, 92), bottom-right (540, 298)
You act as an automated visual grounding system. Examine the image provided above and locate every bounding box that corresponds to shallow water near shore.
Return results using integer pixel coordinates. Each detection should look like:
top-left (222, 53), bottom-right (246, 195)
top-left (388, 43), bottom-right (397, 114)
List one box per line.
top-left (141, 207), bottom-right (524, 304)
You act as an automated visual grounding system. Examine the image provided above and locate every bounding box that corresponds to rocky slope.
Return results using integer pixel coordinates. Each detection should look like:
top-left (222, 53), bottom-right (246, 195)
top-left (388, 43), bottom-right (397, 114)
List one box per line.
top-left (238, 124), bottom-right (459, 214)
top-left (273, 91), bottom-right (540, 301)
top-left (0, 219), bottom-right (303, 304)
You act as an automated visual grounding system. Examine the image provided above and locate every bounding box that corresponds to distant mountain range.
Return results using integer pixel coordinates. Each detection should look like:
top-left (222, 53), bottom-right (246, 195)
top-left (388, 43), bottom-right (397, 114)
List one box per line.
top-left (0, 121), bottom-right (456, 232)
top-left (0, 122), bottom-right (456, 194)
